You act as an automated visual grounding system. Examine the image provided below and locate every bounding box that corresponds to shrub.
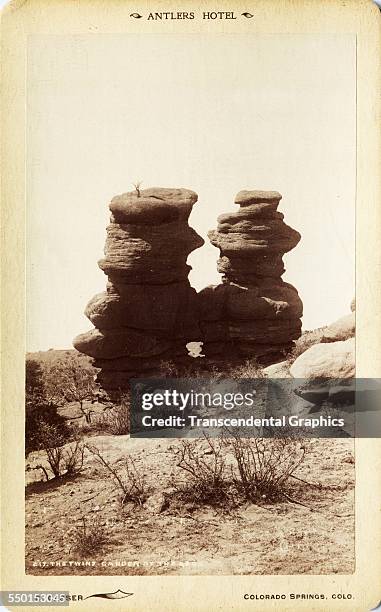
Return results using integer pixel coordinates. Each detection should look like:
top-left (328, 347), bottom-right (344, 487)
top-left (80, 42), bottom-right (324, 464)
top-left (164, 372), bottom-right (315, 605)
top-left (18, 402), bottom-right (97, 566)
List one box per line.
top-left (228, 435), bottom-right (308, 502)
top-left (43, 355), bottom-right (99, 424)
top-left (170, 433), bottom-right (310, 508)
top-left (85, 444), bottom-right (148, 505)
top-left (70, 515), bottom-right (107, 555)
top-left (33, 422), bottom-right (85, 480)
top-left (98, 397), bottom-right (130, 435)
top-left (26, 406), bottom-right (71, 455)
top-left (228, 359), bottom-right (265, 379)
top-left (171, 435), bottom-right (231, 506)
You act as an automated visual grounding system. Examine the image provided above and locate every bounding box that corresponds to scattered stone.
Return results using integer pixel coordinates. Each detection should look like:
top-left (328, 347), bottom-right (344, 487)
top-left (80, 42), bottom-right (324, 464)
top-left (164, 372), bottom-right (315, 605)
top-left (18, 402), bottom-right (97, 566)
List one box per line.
top-left (144, 493), bottom-right (168, 514)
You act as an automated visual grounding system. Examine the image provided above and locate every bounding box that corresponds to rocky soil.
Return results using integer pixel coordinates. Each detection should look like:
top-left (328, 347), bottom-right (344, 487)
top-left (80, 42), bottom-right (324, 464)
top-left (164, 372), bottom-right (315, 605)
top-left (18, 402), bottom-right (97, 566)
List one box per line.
top-left (26, 435), bottom-right (355, 576)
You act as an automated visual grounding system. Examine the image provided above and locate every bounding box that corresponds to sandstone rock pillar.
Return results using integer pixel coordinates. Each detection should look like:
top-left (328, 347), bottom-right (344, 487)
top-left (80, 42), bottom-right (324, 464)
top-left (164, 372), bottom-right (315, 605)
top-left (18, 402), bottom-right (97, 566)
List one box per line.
top-left (198, 190), bottom-right (303, 364)
top-left (73, 187), bottom-right (204, 393)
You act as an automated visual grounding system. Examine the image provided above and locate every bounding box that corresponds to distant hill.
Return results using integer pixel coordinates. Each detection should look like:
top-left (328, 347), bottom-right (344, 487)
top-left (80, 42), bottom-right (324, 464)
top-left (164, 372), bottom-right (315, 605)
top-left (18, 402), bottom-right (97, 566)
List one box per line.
top-left (26, 348), bottom-right (94, 368)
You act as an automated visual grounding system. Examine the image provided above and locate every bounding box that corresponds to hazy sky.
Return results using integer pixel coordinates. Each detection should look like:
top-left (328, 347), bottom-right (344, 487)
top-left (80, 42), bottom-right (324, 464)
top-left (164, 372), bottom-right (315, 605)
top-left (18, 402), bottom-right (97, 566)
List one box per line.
top-left (26, 33), bottom-right (355, 351)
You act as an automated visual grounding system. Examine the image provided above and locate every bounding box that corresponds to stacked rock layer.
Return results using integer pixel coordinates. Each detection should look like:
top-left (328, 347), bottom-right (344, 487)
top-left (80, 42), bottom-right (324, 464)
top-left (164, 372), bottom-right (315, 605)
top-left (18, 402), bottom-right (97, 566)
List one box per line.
top-left (198, 190), bottom-right (303, 364)
top-left (73, 187), bottom-right (204, 393)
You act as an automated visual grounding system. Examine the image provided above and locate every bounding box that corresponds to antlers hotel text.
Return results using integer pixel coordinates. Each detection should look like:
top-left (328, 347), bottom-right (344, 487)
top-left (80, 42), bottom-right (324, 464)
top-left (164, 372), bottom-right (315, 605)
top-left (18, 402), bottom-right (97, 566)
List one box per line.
top-left (147, 12), bottom-right (237, 19)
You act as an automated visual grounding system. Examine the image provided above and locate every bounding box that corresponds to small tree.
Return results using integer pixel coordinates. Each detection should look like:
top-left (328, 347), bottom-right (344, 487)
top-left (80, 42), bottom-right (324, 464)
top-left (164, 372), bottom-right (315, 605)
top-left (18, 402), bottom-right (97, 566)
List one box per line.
top-left (171, 435), bottom-right (230, 506)
top-left (25, 359), bottom-right (70, 454)
top-left (132, 181), bottom-right (142, 197)
top-left (26, 359), bottom-right (45, 403)
top-left (32, 421), bottom-right (85, 480)
top-left (44, 355), bottom-right (99, 424)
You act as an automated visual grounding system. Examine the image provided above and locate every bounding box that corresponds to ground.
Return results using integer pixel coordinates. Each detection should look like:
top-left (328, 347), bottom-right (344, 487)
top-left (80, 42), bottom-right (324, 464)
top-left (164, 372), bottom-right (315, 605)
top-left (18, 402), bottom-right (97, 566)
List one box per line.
top-left (25, 434), bottom-right (355, 576)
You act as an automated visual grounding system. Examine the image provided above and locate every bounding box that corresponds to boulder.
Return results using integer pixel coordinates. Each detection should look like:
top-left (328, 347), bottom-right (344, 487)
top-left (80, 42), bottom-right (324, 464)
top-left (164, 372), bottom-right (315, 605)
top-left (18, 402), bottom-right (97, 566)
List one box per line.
top-left (263, 361), bottom-right (292, 378)
top-left (226, 282), bottom-right (303, 320)
top-left (289, 337), bottom-right (355, 380)
top-left (228, 319), bottom-right (302, 343)
top-left (99, 220), bottom-right (204, 284)
top-left (85, 283), bottom-right (199, 337)
top-left (217, 255), bottom-right (285, 280)
top-left (321, 312), bottom-right (355, 343)
top-left (109, 187), bottom-right (198, 225)
top-left (73, 328), bottom-right (171, 359)
top-left (234, 190), bottom-right (282, 207)
top-left (208, 221), bottom-right (300, 255)
top-left (144, 493), bottom-right (168, 514)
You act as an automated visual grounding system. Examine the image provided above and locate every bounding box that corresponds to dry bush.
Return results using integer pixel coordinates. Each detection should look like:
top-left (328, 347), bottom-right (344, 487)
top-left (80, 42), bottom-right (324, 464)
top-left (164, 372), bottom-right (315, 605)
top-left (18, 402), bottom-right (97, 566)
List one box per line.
top-left (70, 515), bottom-right (107, 555)
top-left (159, 358), bottom-right (225, 382)
top-left (133, 180), bottom-right (142, 197)
top-left (34, 422), bottom-right (85, 480)
top-left (63, 440), bottom-right (86, 476)
top-left (159, 358), bottom-right (206, 378)
top-left (98, 398), bottom-right (130, 435)
top-left (228, 434), bottom-right (308, 502)
top-left (171, 435), bottom-right (232, 506)
top-left (170, 432), bottom-right (310, 508)
top-left (85, 444), bottom-right (148, 505)
top-left (228, 359), bottom-right (265, 379)
top-left (68, 419), bottom-right (95, 436)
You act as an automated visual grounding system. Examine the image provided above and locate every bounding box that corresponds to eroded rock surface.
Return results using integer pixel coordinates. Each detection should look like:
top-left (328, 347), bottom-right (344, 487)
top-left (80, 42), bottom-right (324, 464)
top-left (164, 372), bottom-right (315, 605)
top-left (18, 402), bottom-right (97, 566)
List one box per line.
top-left (289, 337), bottom-right (355, 380)
top-left (73, 187), bottom-right (204, 393)
top-left (199, 190), bottom-right (303, 364)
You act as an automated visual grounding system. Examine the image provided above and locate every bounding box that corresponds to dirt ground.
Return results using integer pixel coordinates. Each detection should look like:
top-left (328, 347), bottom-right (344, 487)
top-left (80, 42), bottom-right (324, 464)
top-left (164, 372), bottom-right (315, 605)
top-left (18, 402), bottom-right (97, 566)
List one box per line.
top-left (25, 434), bottom-right (355, 576)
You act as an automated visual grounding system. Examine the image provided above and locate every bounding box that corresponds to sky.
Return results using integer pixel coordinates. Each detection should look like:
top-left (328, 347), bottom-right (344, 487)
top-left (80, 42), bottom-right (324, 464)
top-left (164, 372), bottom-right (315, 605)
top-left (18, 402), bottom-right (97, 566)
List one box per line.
top-left (26, 33), bottom-right (356, 351)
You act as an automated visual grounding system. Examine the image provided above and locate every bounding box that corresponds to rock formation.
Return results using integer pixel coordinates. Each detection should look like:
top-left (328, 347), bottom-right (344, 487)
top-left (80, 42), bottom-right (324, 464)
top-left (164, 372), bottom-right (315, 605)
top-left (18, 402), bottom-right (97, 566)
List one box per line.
top-left (73, 187), bottom-right (204, 393)
top-left (290, 337), bottom-right (355, 380)
top-left (198, 190), bottom-right (303, 364)
top-left (290, 297), bottom-right (356, 380)
top-left (320, 312), bottom-right (355, 343)
top-left (260, 298), bottom-right (356, 434)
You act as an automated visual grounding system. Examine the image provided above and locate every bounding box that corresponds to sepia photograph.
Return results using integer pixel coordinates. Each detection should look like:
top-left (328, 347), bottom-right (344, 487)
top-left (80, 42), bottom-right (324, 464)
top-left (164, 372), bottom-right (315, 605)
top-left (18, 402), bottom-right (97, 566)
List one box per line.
top-left (1, 0), bottom-right (381, 609)
top-left (24, 31), bottom-right (357, 576)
